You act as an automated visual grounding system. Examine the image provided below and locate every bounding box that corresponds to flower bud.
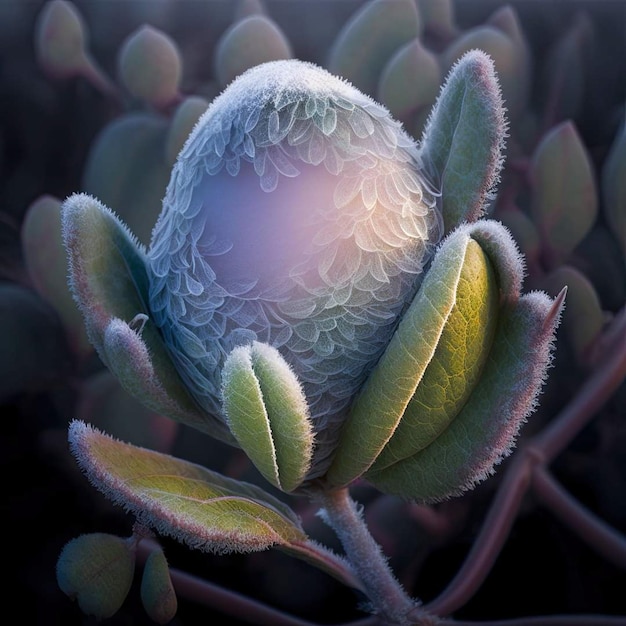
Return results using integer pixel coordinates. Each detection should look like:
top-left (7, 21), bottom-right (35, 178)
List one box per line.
top-left (118, 25), bottom-right (182, 107)
top-left (148, 59), bottom-right (441, 478)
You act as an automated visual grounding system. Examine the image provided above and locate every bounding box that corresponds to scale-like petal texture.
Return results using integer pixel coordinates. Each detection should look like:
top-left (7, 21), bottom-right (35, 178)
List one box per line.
top-left (148, 60), bottom-right (441, 477)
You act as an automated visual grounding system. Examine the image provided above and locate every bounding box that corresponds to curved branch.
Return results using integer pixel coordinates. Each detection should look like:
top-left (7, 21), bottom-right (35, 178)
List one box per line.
top-left (532, 309), bottom-right (626, 462)
top-left (532, 466), bottom-right (626, 569)
top-left (424, 453), bottom-right (535, 616)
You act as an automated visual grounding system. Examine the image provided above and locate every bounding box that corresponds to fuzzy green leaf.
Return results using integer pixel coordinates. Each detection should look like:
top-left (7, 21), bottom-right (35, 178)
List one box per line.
top-left (62, 194), bottom-right (233, 442)
top-left (370, 238), bottom-right (498, 472)
top-left (327, 220), bottom-right (520, 488)
top-left (420, 49), bottom-right (507, 232)
top-left (327, 0), bottom-right (421, 96)
top-left (222, 342), bottom-right (314, 492)
top-left (69, 420), bottom-right (307, 553)
top-left (366, 289), bottom-right (565, 502)
top-left (530, 120), bottom-right (598, 267)
top-left (56, 533), bottom-right (135, 620)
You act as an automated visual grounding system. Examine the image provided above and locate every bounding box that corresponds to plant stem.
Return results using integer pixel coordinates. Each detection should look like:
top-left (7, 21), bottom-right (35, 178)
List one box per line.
top-left (316, 487), bottom-right (438, 625)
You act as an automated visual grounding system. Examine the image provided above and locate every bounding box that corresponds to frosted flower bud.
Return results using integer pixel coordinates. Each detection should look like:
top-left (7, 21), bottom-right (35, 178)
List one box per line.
top-left (148, 60), bottom-right (441, 477)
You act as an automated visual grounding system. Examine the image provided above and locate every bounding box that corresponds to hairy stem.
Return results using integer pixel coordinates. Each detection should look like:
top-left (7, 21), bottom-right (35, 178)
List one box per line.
top-left (316, 487), bottom-right (438, 625)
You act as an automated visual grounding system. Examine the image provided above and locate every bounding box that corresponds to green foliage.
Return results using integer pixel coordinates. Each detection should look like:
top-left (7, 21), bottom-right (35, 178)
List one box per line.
top-left (215, 15), bottom-right (292, 89)
top-left (118, 25), bottom-right (182, 108)
top-left (377, 38), bottom-right (440, 134)
top-left (34, 0), bottom-right (87, 78)
top-left (420, 49), bottom-right (507, 232)
top-left (165, 96), bottom-right (209, 165)
top-left (81, 113), bottom-right (170, 245)
top-left (365, 289), bottom-right (565, 501)
top-left (61, 194), bottom-right (231, 440)
top-left (530, 121), bottom-right (598, 268)
top-left (18, 0), bottom-right (626, 621)
top-left (21, 194), bottom-right (91, 357)
top-left (222, 341), bottom-right (314, 492)
top-left (327, 0), bottom-right (421, 96)
top-left (68, 420), bottom-right (308, 553)
top-left (56, 533), bottom-right (136, 620)
top-left (326, 220), bottom-right (542, 498)
top-left (140, 547), bottom-right (178, 624)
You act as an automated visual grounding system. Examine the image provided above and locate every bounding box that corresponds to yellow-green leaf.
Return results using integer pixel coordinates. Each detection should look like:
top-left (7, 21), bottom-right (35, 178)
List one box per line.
top-left (370, 237), bottom-right (498, 472)
top-left (327, 225), bottom-right (496, 488)
top-left (222, 342), bottom-right (314, 492)
top-left (68, 420), bottom-right (306, 554)
top-left (366, 289), bottom-right (565, 502)
top-left (62, 194), bottom-right (232, 441)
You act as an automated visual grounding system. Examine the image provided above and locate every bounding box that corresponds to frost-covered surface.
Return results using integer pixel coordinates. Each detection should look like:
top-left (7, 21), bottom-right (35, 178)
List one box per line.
top-left (148, 60), bottom-right (442, 477)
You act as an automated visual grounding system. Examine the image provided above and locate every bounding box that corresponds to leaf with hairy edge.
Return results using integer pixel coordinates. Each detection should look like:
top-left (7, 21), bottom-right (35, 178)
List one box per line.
top-left (326, 220), bottom-right (524, 489)
top-left (327, 0), bottom-right (421, 97)
top-left (69, 420), bottom-right (363, 591)
top-left (420, 50), bottom-right (507, 232)
top-left (69, 420), bottom-right (306, 553)
top-left (366, 289), bottom-right (565, 502)
top-left (530, 121), bottom-right (598, 268)
top-left (68, 421), bottom-right (363, 591)
top-left (222, 342), bottom-right (314, 492)
top-left (370, 237), bottom-right (498, 472)
top-left (62, 193), bottom-right (234, 443)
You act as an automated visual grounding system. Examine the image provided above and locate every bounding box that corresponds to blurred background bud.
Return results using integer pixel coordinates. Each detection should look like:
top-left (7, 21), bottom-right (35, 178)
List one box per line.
top-left (118, 25), bottom-right (182, 109)
top-left (35, 0), bottom-right (116, 96)
top-left (165, 95), bottom-right (209, 166)
top-left (601, 108), bottom-right (626, 257)
top-left (327, 0), bottom-right (422, 97)
top-left (81, 112), bottom-right (170, 245)
top-left (215, 15), bottom-right (292, 89)
top-left (377, 38), bottom-right (440, 136)
top-left (530, 120), bottom-right (598, 269)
